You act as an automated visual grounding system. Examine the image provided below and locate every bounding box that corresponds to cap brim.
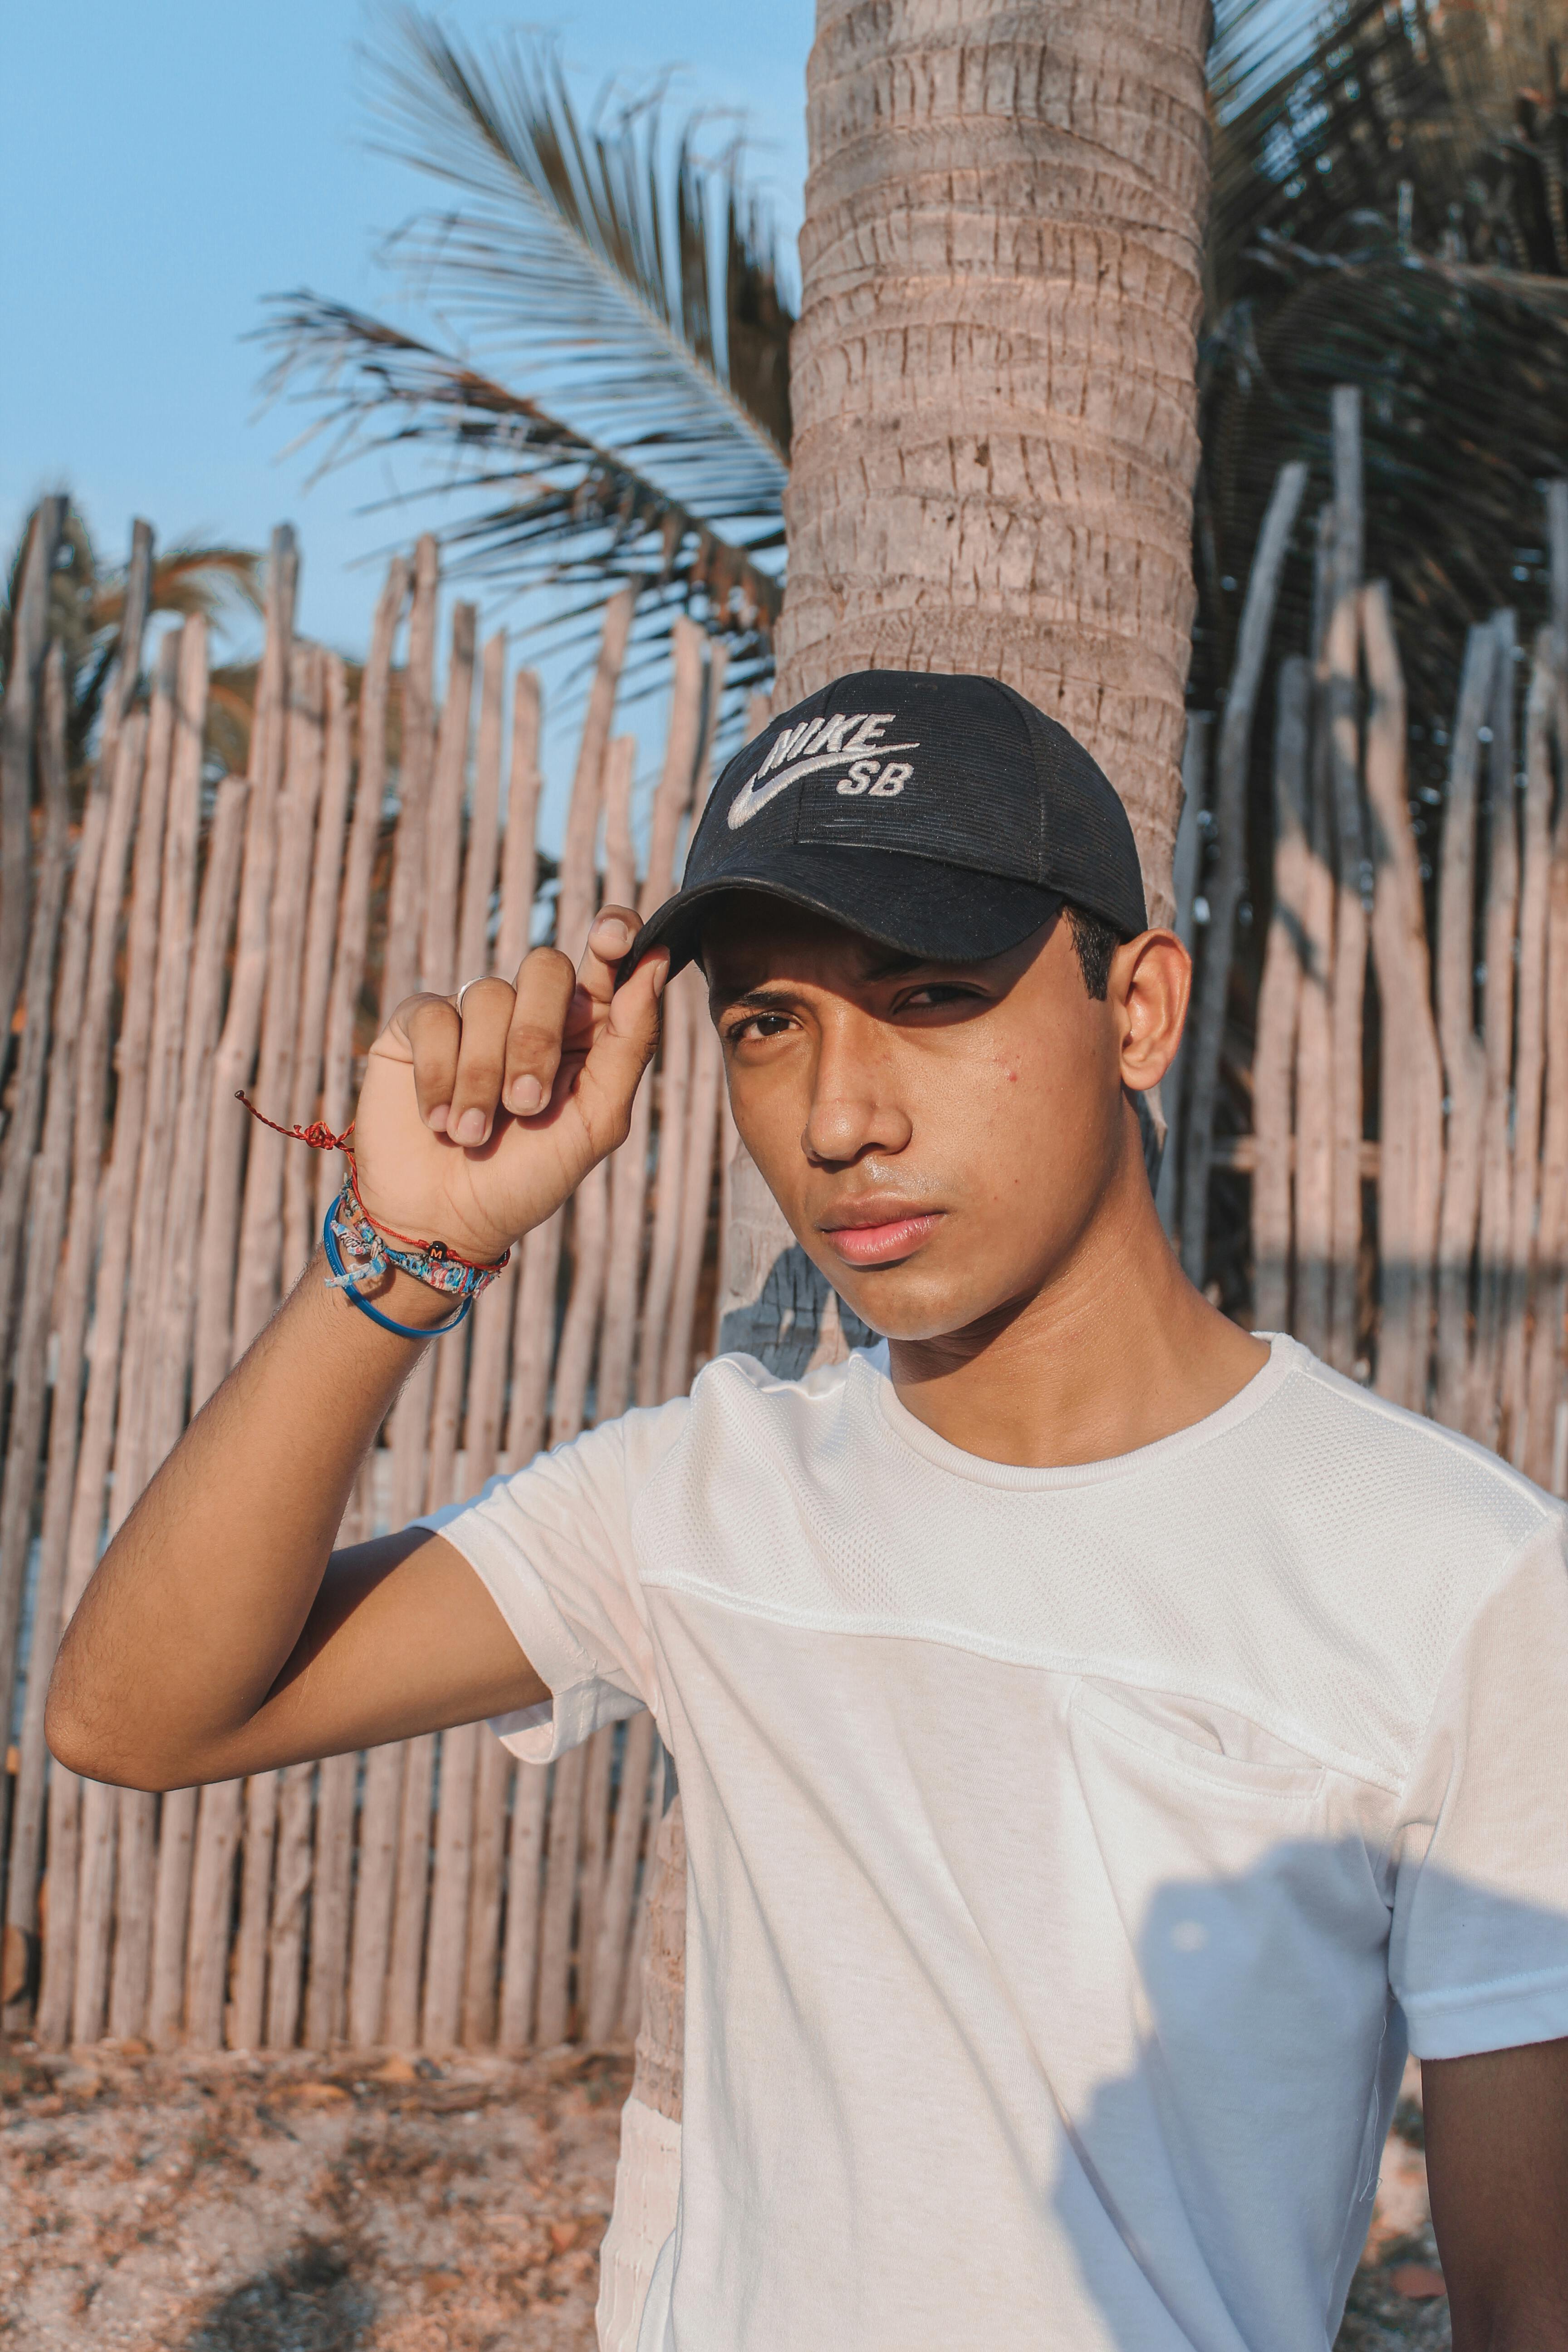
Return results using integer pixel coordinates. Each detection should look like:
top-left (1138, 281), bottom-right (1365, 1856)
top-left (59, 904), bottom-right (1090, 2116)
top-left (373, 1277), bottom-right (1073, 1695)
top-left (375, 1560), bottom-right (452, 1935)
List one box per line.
top-left (624, 843), bottom-right (1065, 981)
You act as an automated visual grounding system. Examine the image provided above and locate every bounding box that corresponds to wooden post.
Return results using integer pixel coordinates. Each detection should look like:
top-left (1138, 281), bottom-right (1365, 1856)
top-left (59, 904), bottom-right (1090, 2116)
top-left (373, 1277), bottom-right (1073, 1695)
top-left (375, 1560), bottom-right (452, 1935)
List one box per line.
top-left (639, 977), bottom-right (695, 1404)
top-left (183, 1780), bottom-right (242, 2049)
top-left (418, 601), bottom-right (478, 993)
top-left (192, 526), bottom-right (297, 1407)
top-left (64, 677), bottom-right (171, 2044)
top-left (0, 781), bottom-right (108, 2028)
top-left (146, 1788), bottom-right (197, 2050)
top-left (1362, 583), bottom-right (1443, 1412)
top-left (304, 1750), bottom-right (357, 2048)
top-left (421, 1725), bottom-right (480, 2051)
top-left (1434, 626), bottom-right (1499, 1429)
top-left (30, 705), bottom-right (149, 2050)
top-left (1154, 712), bottom-right (1211, 1237)
top-left (601, 634), bottom-right (709, 1422)
top-left (1179, 461), bottom-right (1308, 1282)
top-left (0, 495), bottom-right (66, 1055)
top-left (575, 1724), bottom-right (616, 2028)
top-left (535, 1745), bottom-right (588, 2045)
top-left (382, 534), bottom-right (439, 1014)
top-left (460, 667), bottom-right (540, 1484)
top-left (508, 602), bottom-right (633, 1462)
top-left (0, 651), bottom-right (74, 1398)
top-left (347, 1743), bottom-right (405, 2048)
top-left (1293, 510), bottom-right (1338, 1359)
top-left (0, 649), bottom-right (74, 1704)
top-left (317, 556), bottom-right (409, 1224)
top-left (587, 1712), bottom-right (658, 2044)
top-left (1502, 632), bottom-right (1558, 1460)
top-left (147, 780), bottom-right (249, 1464)
top-left (659, 647), bottom-right (730, 1400)
top-left (116, 617), bottom-right (208, 1496)
top-left (230, 1772), bottom-right (279, 2048)
top-left (557, 588), bottom-right (637, 960)
top-left (264, 1763), bottom-right (316, 2049)
top-left (282, 651), bottom-right (354, 1284)
top-left (1524, 701), bottom-right (1568, 1485)
top-left (461, 1735), bottom-right (513, 2047)
top-left (384, 1732), bottom-right (436, 2047)
top-left (1250, 658), bottom-right (1311, 1335)
top-left (1469, 611), bottom-right (1521, 1441)
top-left (499, 1764), bottom-right (548, 2050)
top-left (1325, 389), bottom-right (1367, 1372)
top-left (232, 642), bottom-right (326, 1354)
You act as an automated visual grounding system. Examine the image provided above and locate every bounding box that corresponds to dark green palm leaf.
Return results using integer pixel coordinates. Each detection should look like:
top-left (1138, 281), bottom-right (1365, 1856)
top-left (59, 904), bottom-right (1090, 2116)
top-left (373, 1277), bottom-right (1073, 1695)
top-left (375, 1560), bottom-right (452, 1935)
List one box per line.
top-left (260, 294), bottom-right (780, 690)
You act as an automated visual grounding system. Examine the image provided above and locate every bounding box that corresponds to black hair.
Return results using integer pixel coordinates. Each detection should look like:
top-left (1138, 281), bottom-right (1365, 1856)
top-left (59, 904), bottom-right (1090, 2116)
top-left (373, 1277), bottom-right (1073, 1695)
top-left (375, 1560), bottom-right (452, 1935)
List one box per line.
top-left (1065, 905), bottom-right (1120, 1000)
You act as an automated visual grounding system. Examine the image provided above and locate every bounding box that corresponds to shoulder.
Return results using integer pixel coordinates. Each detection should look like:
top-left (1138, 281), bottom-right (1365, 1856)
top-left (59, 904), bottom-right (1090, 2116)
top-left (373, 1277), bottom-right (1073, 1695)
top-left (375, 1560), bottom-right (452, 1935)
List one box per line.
top-left (1265, 1342), bottom-right (1559, 1562)
top-left (1252, 1342), bottom-right (1566, 1731)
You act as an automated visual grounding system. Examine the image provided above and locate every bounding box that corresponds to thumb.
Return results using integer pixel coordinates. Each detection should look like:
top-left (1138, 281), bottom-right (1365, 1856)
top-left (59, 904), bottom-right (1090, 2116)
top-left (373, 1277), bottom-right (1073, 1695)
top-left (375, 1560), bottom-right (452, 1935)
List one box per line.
top-left (573, 948), bottom-right (671, 1154)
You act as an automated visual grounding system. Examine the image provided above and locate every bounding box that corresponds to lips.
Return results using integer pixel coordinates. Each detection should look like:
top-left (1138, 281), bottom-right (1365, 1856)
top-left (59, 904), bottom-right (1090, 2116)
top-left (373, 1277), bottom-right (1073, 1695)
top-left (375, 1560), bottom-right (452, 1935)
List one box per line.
top-left (818, 1209), bottom-right (943, 1268)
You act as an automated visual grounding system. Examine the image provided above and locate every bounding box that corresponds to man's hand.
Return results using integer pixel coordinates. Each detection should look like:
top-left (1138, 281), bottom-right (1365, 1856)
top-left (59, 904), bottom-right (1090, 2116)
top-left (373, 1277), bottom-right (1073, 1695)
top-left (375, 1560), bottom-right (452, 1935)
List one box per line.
top-left (1423, 2036), bottom-right (1568, 2347)
top-left (353, 906), bottom-right (666, 1264)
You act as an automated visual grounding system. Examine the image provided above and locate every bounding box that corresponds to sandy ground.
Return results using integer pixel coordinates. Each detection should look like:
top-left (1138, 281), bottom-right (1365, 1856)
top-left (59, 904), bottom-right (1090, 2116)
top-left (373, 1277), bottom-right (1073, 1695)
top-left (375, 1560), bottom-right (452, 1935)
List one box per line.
top-left (1, 2039), bottom-right (1446, 2348)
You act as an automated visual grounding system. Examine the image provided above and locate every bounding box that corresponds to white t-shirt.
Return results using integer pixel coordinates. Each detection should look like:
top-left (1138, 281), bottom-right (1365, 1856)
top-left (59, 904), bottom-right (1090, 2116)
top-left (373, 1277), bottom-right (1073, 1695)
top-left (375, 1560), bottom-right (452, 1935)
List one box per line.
top-left (426, 1333), bottom-right (1568, 2351)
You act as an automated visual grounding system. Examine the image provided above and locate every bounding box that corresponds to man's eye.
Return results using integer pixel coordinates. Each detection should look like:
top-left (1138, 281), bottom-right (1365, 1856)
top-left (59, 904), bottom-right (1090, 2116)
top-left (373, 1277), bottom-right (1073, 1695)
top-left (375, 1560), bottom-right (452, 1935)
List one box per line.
top-left (725, 1012), bottom-right (793, 1044)
top-left (901, 984), bottom-right (980, 1010)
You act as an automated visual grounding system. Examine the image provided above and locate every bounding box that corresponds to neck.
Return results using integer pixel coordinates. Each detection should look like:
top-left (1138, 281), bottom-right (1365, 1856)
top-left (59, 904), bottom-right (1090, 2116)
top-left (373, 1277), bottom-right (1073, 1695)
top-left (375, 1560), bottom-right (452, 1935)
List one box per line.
top-left (886, 1137), bottom-right (1269, 1470)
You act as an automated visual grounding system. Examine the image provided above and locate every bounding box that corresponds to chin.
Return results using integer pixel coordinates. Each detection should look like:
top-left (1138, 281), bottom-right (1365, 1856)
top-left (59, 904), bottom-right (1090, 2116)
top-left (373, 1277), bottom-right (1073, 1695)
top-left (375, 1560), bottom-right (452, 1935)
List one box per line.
top-left (831, 1271), bottom-right (990, 1348)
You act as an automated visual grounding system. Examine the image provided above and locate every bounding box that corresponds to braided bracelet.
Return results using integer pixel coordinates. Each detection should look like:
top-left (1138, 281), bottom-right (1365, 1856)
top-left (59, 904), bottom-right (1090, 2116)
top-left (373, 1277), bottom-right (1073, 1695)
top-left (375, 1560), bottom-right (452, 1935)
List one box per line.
top-left (236, 1091), bottom-right (511, 1339)
top-left (325, 1167), bottom-right (509, 1323)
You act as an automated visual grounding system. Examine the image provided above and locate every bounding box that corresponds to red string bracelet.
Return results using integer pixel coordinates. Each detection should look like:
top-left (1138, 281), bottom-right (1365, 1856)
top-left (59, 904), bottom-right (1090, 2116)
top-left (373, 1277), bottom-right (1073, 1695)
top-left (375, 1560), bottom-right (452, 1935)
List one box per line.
top-left (236, 1092), bottom-right (508, 1279)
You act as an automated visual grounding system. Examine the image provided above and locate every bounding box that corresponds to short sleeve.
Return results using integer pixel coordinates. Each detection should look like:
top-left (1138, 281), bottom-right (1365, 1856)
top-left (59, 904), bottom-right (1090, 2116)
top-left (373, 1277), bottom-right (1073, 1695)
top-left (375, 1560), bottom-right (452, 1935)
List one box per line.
top-left (417, 1396), bottom-right (688, 1763)
top-left (1390, 1515), bottom-right (1568, 2058)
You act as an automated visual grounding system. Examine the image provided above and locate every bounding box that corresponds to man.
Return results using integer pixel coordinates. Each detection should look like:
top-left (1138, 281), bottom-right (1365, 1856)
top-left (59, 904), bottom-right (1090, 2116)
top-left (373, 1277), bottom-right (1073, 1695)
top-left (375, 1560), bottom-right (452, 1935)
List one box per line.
top-left (49, 672), bottom-right (1568, 2349)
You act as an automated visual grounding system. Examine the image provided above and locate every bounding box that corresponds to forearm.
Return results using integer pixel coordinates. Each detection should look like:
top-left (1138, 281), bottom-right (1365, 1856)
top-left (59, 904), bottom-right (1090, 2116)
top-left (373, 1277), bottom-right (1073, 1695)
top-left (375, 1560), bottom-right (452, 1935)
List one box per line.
top-left (47, 1251), bottom-right (451, 1787)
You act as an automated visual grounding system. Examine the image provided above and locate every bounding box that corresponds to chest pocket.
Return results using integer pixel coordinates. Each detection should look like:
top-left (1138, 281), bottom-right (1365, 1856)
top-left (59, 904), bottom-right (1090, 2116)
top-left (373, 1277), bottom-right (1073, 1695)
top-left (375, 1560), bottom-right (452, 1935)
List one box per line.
top-left (1067, 1676), bottom-right (1387, 2113)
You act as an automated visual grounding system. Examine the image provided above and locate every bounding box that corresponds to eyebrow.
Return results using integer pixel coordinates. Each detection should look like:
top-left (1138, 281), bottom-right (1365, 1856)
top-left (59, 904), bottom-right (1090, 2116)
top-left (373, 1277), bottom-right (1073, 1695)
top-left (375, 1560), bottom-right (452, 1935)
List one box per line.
top-left (708, 952), bottom-right (938, 1012)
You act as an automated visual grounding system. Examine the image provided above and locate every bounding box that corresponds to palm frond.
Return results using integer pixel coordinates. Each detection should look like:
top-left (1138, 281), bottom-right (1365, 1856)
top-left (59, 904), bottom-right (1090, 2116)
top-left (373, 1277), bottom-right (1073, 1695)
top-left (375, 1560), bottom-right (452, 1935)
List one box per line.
top-left (365, 11), bottom-right (792, 515)
top-left (259, 294), bottom-right (780, 689)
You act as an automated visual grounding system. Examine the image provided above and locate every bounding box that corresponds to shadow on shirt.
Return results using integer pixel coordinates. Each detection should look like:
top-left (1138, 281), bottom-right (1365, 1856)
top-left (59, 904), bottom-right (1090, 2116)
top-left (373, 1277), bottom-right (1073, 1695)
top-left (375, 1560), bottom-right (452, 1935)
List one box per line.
top-left (1042, 1842), bottom-right (1567, 2351)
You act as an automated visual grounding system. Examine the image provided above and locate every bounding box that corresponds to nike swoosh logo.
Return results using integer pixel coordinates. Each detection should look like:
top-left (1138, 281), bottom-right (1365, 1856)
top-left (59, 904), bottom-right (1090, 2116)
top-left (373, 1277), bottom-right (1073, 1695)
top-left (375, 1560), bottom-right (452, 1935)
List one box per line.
top-left (726, 744), bottom-right (920, 829)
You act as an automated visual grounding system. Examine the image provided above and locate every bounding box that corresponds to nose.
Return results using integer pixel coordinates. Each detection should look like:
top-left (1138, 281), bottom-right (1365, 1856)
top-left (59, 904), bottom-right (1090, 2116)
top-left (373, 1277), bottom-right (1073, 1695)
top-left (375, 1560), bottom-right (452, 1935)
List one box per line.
top-left (801, 1009), bottom-right (913, 1166)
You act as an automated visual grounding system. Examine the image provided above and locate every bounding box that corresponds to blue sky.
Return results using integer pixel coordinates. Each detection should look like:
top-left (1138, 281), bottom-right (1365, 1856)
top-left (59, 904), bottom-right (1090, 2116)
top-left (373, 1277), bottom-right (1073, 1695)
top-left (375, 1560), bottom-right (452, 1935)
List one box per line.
top-left (2, 2), bottom-right (812, 826)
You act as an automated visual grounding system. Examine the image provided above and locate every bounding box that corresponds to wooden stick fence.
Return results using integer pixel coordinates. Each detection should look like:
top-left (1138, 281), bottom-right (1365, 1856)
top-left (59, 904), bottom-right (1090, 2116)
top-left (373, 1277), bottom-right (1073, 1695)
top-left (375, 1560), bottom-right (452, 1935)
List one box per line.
top-left (1168, 387), bottom-right (1568, 1470)
top-left (9, 412), bottom-right (1568, 2052)
top-left (0, 530), bottom-right (718, 2052)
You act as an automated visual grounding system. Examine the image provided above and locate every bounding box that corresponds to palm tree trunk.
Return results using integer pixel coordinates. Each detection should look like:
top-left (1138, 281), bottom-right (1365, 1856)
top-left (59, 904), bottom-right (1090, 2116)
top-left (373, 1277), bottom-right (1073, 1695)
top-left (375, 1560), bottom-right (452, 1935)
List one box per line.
top-left (777, 0), bottom-right (1211, 923)
top-left (601, 8), bottom-right (1211, 2342)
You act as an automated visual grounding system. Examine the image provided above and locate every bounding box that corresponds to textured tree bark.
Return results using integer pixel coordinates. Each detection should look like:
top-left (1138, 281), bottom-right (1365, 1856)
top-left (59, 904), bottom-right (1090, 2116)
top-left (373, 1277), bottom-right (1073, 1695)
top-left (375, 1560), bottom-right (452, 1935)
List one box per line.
top-left (601, 10), bottom-right (1211, 2341)
top-left (776, 0), bottom-right (1210, 922)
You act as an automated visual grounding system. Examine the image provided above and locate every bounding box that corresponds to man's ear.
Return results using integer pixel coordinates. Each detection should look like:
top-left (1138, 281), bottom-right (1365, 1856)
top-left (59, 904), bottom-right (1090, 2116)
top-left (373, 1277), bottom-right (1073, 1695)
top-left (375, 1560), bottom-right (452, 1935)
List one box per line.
top-left (1112, 931), bottom-right (1191, 1093)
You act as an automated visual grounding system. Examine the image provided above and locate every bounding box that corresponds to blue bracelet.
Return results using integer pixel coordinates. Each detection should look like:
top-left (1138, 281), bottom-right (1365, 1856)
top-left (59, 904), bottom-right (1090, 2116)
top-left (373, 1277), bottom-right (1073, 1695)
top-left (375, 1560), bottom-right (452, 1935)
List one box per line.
top-left (321, 1202), bottom-right (472, 1340)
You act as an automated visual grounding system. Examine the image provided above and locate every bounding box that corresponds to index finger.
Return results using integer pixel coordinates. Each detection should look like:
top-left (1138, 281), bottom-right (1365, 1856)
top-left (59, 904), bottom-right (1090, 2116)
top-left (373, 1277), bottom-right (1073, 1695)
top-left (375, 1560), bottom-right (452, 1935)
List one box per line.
top-left (575, 906), bottom-right (640, 1009)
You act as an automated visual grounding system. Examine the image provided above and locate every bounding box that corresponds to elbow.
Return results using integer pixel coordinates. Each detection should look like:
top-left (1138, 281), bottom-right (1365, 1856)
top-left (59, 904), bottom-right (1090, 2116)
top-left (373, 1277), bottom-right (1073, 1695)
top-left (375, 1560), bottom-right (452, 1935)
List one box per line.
top-left (44, 1678), bottom-right (173, 1795)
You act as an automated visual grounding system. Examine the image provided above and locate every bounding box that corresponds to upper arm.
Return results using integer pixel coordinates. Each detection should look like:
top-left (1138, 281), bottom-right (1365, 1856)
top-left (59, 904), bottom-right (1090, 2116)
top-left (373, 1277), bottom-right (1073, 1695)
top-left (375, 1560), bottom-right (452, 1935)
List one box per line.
top-left (1423, 2038), bottom-right (1568, 2346)
top-left (62, 1529), bottom-right (549, 1790)
top-left (251, 1527), bottom-right (552, 1768)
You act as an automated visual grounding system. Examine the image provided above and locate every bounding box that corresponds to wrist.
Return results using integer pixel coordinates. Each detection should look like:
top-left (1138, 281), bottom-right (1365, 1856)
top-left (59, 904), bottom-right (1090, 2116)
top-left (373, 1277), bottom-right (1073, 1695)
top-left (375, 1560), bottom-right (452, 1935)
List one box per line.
top-left (338, 1260), bottom-right (470, 1337)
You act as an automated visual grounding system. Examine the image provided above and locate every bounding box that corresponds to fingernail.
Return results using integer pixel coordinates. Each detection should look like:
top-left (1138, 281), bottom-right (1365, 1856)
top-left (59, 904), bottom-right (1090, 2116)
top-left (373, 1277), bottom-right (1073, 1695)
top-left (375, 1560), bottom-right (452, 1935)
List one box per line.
top-left (427, 1103), bottom-right (451, 1133)
top-left (596, 915), bottom-right (633, 952)
top-left (509, 1077), bottom-right (544, 1115)
top-left (455, 1107), bottom-right (486, 1144)
top-left (652, 960), bottom-right (669, 997)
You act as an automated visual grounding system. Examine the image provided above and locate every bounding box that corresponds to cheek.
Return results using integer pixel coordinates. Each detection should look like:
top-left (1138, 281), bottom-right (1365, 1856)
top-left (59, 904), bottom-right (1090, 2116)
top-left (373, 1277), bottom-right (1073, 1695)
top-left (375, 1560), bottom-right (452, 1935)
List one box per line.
top-left (942, 1034), bottom-right (1110, 1209)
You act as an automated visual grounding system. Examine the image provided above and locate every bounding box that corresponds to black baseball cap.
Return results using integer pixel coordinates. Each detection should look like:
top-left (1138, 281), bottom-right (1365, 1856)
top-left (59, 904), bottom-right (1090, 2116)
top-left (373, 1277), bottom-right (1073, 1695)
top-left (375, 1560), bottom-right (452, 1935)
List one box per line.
top-left (627, 670), bottom-right (1147, 977)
